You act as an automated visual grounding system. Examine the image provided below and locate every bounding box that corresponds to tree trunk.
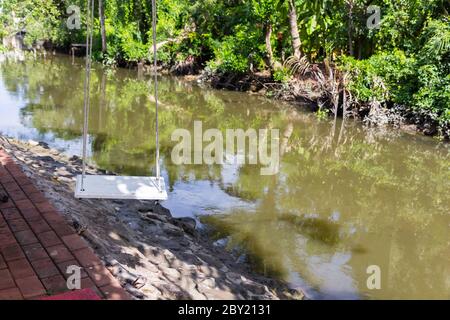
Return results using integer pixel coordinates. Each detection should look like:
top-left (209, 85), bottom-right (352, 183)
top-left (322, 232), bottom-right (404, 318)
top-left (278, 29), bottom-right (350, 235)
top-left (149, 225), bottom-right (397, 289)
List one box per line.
top-left (264, 23), bottom-right (274, 69)
top-left (347, 1), bottom-right (354, 57)
top-left (288, 0), bottom-right (301, 59)
top-left (99, 0), bottom-right (107, 54)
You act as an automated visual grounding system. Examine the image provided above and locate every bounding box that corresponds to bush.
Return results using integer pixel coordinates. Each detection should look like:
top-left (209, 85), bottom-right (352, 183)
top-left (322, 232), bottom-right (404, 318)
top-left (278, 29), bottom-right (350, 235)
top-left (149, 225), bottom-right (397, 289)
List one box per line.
top-left (114, 23), bottom-right (149, 63)
top-left (162, 32), bottom-right (214, 65)
top-left (339, 50), bottom-right (416, 104)
top-left (207, 25), bottom-right (263, 74)
top-left (339, 19), bottom-right (450, 136)
top-left (273, 67), bottom-right (291, 83)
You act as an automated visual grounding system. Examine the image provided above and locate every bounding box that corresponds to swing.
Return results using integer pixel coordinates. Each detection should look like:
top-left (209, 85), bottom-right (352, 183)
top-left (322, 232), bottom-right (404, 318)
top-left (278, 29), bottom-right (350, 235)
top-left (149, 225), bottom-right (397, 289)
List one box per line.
top-left (75, 0), bottom-right (167, 201)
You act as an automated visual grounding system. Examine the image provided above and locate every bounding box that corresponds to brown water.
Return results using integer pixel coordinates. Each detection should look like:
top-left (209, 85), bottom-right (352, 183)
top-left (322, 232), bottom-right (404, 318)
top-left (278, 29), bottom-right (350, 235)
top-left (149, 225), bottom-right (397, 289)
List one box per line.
top-left (0, 55), bottom-right (449, 299)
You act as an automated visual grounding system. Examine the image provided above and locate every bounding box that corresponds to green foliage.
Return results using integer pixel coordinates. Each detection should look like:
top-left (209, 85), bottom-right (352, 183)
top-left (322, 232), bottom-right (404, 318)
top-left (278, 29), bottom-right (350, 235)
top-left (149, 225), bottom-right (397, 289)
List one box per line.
top-left (0, 0), bottom-right (449, 136)
top-left (370, 0), bottom-right (446, 53)
top-left (273, 66), bottom-right (291, 83)
top-left (340, 50), bottom-right (416, 104)
top-left (116, 23), bottom-right (149, 62)
top-left (315, 106), bottom-right (329, 120)
top-left (340, 18), bottom-right (450, 135)
top-left (0, 0), bottom-right (61, 47)
top-left (207, 25), bottom-right (262, 74)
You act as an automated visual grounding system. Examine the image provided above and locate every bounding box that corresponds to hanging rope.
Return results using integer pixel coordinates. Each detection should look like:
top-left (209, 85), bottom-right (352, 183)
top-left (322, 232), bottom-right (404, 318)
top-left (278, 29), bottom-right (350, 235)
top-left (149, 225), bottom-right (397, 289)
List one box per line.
top-left (80, 0), bottom-right (162, 194)
top-left (152, 0), bottom-right (161, 189)
top-left (81, 0), bottom-right (94, 191)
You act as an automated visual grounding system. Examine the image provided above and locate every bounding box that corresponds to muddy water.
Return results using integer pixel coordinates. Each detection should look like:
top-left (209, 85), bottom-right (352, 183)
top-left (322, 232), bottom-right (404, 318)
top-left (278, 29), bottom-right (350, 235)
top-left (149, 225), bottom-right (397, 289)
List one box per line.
top-left (0, 55), bottom-right (448, 299)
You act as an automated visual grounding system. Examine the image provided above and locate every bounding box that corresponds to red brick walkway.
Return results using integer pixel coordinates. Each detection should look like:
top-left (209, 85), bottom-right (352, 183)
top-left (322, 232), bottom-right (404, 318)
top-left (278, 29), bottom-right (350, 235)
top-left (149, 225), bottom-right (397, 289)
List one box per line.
top-left (0, 148), bottom-right (129, 300)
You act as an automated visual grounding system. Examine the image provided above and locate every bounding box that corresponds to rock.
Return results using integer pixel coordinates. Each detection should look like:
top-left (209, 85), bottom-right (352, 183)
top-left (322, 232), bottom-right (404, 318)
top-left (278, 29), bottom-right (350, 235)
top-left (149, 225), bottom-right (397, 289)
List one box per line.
top-left (162, 249), bottom-right (175, 261)
top-left (423, 123), bottom-right (438, 136)
top-left (164, 268), bottom-right (181, 280)
top-left (28, 139), bottom-right (39, 146)
top-left (69, 155), bottom-right (80, 161)
top-left (138, 202), bottom-right (171, 217)
top-left (243, 283), bottom-right (271, 296)
top-left (172, 217), bottom-right (197, 236)
top-left (141, 284), bottom-right (162, 298)
top-left (55, 167), bottom-right (72, 177)
top-left (56, 176), bottom-right (73, 183)
top-left (200, 277), bottom-right (216, 288)
top-left (213, 238), bottom-right (228, 247)
top-left (161, 239), bottom-right (182, 250)
top-left (235, 254), bottom-right (247, 264)
top-left (198, 286), bottom-right (238, 300)
top-left (198, 265), bottom-right (220, 278)
top-left (127, 221), bottom-right (140, 230)
top-left (108, 263), bottom-right (143, 286)
top-left (178, 277), bottom-right (207, 300)
top-left (123, 283), bottom-right (143, 299)
top-left (284, 288), bottom-right (305, 300)
top-left (141, 212), bottom-right (167, 224)
top-left (38, 141), bottom-right (50, 149)
top-left (226, 272), bottom-right (243, 285)
top-left (37, 155), bottom-right (54, 162)
top-left (161, 223), bottom-right (184, 237)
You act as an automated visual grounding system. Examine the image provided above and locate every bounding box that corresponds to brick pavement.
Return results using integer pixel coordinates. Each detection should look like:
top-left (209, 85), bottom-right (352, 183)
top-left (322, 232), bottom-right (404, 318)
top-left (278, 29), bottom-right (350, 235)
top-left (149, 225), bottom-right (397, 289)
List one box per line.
top-left (0, 147), bottom-right (130, 300)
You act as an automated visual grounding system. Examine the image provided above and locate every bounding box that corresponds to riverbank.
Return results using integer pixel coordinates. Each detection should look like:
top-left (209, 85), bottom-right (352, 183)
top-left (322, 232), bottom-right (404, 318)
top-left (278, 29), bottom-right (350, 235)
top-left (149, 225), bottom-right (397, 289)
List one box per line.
top-left (0, 136), bottom-right (304, 300)
top-left (2, 49), bottom-right (446, 140)
top-left (157, 62), bottom-right (447, 141)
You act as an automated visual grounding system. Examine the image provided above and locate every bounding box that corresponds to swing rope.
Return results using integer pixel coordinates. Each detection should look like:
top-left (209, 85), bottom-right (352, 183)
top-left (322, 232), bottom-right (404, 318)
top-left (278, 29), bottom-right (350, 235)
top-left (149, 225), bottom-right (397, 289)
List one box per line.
top-left (80, 0), bottom-right (162, 192)
top-left (81, 0), bottom-right (94, 191)
top-left (152, 0), bottom-right (161, 187)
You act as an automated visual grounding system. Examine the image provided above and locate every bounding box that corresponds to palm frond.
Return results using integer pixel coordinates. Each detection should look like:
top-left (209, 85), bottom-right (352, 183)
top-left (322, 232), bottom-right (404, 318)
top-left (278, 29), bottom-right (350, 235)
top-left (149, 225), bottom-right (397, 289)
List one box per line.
top-left (283, 55), bottom-right (311, 77)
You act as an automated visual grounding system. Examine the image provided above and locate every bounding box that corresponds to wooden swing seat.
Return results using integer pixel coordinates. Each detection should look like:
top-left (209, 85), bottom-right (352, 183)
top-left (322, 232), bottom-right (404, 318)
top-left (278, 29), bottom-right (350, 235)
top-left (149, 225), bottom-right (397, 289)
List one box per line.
top-left (75, 175), bottom-right (167, 200)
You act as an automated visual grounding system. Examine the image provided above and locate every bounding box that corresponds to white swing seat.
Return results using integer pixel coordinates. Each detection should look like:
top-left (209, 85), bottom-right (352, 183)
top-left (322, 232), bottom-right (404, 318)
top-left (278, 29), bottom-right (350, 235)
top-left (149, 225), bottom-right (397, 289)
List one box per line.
top-left (75, 175), bottom-right (168, 200)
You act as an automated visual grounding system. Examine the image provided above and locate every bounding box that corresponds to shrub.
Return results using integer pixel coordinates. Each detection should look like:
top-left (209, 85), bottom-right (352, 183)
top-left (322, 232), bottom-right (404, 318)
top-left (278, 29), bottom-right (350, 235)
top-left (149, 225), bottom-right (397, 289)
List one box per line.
top-left (207, 25), bottom-right (263, 74)
top-left (339, 19), bottom-right (450, 136)
top-left (116, 23), bottom-right (149, 63)
top-left (273, 67), bottom-right (291, 83)
top-left (339, 50), bottom-right (416, 105)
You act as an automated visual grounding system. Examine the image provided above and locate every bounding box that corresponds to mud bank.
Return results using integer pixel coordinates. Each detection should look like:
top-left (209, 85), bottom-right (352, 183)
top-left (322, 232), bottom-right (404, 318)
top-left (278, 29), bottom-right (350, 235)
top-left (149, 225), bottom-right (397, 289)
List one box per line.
top-left (0, 136), bottom-right (304, 300)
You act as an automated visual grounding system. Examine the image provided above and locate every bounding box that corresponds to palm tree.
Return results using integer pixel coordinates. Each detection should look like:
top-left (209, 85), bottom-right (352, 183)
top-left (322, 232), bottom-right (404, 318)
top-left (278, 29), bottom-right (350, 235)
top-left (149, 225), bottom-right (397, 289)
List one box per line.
top-left (287, 0), bottom-right (302, 58)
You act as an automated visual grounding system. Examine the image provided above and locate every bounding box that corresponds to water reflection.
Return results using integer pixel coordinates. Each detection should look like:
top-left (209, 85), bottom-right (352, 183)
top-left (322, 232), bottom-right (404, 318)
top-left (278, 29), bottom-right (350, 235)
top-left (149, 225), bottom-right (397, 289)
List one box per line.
top-left (0, 55), bottom-right (449, 299)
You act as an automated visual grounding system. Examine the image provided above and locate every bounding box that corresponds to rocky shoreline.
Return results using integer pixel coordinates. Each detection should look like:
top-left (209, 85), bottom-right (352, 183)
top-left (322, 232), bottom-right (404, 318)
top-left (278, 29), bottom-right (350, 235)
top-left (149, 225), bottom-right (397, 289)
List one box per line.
top-left (0, 136), bottom-right (304, 300)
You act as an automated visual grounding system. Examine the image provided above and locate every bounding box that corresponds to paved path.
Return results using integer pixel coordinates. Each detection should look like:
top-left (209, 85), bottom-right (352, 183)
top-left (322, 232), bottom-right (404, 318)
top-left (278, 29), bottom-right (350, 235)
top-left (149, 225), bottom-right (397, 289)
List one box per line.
top-left (0, 148), bottom-right (129, 300)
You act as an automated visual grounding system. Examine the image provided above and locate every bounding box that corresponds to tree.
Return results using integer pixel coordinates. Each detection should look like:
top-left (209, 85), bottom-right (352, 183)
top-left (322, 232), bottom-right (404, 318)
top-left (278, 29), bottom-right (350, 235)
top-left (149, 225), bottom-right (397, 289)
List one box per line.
top-left (346, 0), bottom-right (355, 56)
top-left (0, 0), bottom-right (60, 47)
top-left (287, 0), bottom-right (301, 58)
top-left (99, 0), bottom-right (107, 54)
top-left (252, 0), bottom-right (283, 69)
